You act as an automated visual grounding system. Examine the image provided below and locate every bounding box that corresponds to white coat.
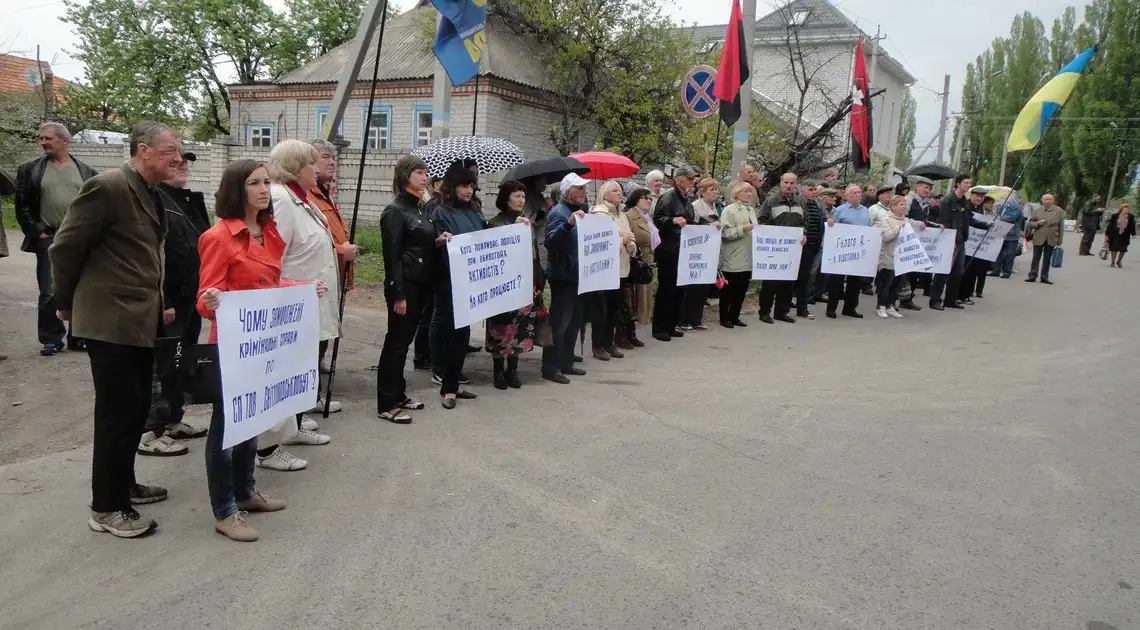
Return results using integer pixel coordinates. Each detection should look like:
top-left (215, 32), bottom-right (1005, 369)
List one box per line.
top-left (271, 183), bottom-right (341, 341)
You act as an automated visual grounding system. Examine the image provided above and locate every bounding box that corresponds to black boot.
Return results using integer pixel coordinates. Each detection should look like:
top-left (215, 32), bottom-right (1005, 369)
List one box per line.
top-left (505, 356), bottom-right (522, 389)
top-left (492, 358), bottom-right (508, 390)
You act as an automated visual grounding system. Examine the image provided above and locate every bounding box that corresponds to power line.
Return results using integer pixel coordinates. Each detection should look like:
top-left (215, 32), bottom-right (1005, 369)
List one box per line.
top-left (11, 0), bottom-right (64, 12)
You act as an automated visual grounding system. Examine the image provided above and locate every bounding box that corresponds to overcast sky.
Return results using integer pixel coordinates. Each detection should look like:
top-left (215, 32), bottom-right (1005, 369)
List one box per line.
top-left (5, 0), bottom-right (1086, 163)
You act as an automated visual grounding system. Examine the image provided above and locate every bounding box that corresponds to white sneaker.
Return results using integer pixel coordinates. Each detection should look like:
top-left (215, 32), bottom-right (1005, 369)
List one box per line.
top-left (256, 449), bottom-right (308, 471)
top-left (308, 399), bottom-right (342, 414)
top-left (300, 417), bottom-right (320, 431)
top-left (876, 306), bottom-right (889, 319)
top-left (283, 428), bottom-right (331, 446)
top-left (887, 306), bottom-right (904, 319)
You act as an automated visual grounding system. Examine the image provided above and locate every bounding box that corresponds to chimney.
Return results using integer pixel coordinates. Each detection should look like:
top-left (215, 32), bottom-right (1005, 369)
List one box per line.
top-left (42, 64), bottom-right (55, 115)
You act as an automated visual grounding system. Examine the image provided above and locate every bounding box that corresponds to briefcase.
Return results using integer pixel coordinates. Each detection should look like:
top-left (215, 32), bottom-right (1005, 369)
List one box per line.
top-left (1051, 247), bottom-right (1064, 268)
top-left (177, 342), bottom-right (222, 405)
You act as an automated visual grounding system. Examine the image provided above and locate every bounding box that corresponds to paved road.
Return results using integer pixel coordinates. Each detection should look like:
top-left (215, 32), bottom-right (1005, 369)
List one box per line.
top-left (0, 232), bottom-right (1137, 629)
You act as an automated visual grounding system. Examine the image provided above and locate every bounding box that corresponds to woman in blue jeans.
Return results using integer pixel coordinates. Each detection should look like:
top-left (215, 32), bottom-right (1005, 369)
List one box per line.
top-left (196, 160), bottom-right (325, 541)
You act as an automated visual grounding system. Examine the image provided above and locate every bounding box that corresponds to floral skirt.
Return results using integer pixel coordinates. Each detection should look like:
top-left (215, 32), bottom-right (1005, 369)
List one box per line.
top-left (485, 292), bottom-right (544, 358)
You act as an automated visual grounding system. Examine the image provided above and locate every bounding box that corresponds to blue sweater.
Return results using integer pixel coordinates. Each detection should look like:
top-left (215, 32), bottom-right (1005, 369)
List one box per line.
top-left (996, 200), bottom-right (1023, 241)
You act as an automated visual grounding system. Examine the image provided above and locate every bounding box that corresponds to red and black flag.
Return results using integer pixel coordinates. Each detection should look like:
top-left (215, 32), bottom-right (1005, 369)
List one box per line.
top-left (850, 37), bottom-right (873, 173)
top-left (713, 0), bottom-right (750, 126)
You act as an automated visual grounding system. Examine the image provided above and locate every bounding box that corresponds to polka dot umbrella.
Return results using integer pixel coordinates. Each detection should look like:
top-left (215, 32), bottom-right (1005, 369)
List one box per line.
top-left (410, 135), bottom-right (525, 179)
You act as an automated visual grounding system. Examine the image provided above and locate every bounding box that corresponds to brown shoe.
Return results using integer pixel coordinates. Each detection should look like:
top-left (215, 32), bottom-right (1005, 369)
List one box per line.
top-left (215, 513), bottom-right (259, 542)
top-left (237, 491), bottom-right (286, 513)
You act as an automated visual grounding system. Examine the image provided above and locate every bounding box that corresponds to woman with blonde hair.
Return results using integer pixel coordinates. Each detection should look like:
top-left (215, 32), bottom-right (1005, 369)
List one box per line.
top-left (254, 139), bottom-right (337, 472)
top-left (719, 181), bottom-right (757, 328)
top-left (680, 177), bottom-right (721, 330)
top-left (644, 170), bottom-right (666, 208)
top-left (586, 180), bottom-right (637, 359)
top-left (873, 194), bottom-right (926, 319)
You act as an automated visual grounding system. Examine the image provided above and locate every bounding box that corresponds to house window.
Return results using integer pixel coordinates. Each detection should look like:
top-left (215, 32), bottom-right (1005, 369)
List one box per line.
top-left (363, 105), bottom-right (392, 150)
top-left (414, 107), bottom-right (432, 148)
top-left (788, 9), bottom-right (810, 26)
top-left (315, 106), bottom-right (343, 137)
top-left (250, 125), bottom-right (273, 148)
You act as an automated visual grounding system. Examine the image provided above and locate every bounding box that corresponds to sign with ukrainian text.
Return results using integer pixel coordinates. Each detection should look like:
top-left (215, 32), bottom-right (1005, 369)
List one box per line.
top-left (821, 223), bottom-right (882, 278)
top-left (446, 223), bottom-right (534, 328)
top-left (678, 225), bottom-right (721, 285)
top-left (751, 225), bottom-right (804, 281)
top-left (215, 285), bottom-right (319, 449)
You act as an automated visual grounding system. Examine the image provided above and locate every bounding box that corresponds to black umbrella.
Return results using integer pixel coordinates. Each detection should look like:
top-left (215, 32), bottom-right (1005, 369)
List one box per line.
top-left (502, 156), bottom-right (591, 184)
top-left (905, 163), bottom-right (957, 181)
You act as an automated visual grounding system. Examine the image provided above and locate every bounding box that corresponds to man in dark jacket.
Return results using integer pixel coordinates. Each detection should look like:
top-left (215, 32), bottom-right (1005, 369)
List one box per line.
top-left (15, 122), bottom-right (99, 355)
top-left (901, 176), bottom-right (939, 308)
top-left (542, 173), bottom-right (589, 384)
top-left (651, 166), bottom-right (700, 341)
top-left (138, 152), bottom-right (210, 457)
top-left (796, 180), bottom-right (827, 319)
top-left (930, 175), bottom-right (989, 311)
top-left (757, 172), bottom-right (808, 323)
top-left (1079, 194), bottom-right (1105, 255)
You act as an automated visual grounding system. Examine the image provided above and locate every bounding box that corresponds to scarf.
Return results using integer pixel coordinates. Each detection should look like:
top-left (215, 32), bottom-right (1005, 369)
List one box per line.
top-left (636, 207), bottom-right (661, 251)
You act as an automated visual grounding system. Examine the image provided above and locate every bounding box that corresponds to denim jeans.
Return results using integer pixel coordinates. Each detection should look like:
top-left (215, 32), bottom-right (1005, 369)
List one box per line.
top-left (205, 402), bottom-right (257, 520)
top-left (428, 293), bottom-right (448, 376)
top-left (994, 240), bottom-right (1018, 276)
top-left (34, 235), bottom-right (67, 346)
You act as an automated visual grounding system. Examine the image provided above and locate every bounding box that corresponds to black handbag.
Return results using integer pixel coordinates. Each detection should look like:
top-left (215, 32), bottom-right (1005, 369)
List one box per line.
top-left (176, 342), bottom-right (223, 405)
top-left (629, 254), bottom-right (654, 285)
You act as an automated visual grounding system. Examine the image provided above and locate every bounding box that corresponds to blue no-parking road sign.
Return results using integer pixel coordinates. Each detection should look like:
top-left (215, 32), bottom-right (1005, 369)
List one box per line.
top-left (682, 65), bottom-right (719, 119)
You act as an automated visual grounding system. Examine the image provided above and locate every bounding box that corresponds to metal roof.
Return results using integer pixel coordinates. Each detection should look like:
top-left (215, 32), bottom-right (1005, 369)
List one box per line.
top-left (274, 5), bottom-right (547, 90)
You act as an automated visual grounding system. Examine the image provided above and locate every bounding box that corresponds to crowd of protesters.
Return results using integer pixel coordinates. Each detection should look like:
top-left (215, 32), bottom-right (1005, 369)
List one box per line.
top-left (4, 119), bottom-right (1096, 542)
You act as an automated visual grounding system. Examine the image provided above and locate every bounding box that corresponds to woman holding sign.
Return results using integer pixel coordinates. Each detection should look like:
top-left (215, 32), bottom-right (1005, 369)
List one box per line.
top-left (375, 155), bottom-right (435, 423)
top-left (872, 195), bottom-right (924, 319)
top-left (624, 188), bottom-right (657, 335)
top-left (197, 160), bottom-right (326, 542)
top-left (431, 163), bottom-right (487, 409)
top-left (586, 181), bottom-right (637, 360)
top-left (485, 181), bottom-right (540, 389)
top-left (718, 182), bottom-right (757, 328)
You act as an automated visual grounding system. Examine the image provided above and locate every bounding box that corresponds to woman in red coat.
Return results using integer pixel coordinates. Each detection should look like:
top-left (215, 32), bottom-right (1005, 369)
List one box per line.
top-left (196, 159), bottom-right (326, 542)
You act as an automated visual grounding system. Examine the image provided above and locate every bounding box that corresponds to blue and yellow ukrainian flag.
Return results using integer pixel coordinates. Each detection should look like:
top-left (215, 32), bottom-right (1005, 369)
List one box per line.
top-left (1007, 47), bottom-right (1098, 152)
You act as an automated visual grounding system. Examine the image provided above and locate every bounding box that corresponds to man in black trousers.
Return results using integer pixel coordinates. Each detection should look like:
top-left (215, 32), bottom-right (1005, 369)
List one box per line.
top-left (51, 122), bottom-right (183, 538)
top-left (651, 167), bottom-right (700, 341)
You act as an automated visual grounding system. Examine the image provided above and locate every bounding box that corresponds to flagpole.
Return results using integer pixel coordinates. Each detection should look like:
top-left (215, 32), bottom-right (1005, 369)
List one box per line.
top-left (970, 44), bottom-right (1100, 259)
top-left (710, 121), bottom-right (723, 179)
top-left (322, 0), bottom-right (390, 419)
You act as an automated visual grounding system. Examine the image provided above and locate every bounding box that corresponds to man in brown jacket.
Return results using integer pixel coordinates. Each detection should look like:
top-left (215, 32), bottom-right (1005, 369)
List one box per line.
top-left (1026, 193), bottom-right (1065, 285)
top-left (51, 122), bottom-right (182, 538)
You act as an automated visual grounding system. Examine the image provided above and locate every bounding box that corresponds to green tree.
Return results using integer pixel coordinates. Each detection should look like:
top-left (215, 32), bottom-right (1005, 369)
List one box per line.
top-left (0, 93), bottom-right (41, 170)
top-left (894, 89), bottom-right (917, 170)
top-left (495, 0), bottom-right (697, 164)
top-left (271, 0), bottom-right (369, 77)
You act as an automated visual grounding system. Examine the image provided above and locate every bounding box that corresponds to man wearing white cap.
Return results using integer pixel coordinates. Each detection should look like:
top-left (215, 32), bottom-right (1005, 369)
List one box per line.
top-left (542, 173), bottom-right (590, 384)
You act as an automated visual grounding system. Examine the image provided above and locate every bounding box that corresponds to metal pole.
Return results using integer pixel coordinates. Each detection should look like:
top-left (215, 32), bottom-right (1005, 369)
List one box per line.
top-left (325, 0), bottom-right (386, 141)
top-left (322, 0), bottom-right (390, 419)
top-left (710, 121), bottom-right (723, 179)
top-left (868, 26), bottom-right (880, 89)
top-left (431, 13), bottom-right (452, 140)
top-left (998, 129), bottom-right (1010, 186)
top-left (728, 0), bottom-right (756, 174)
top-left (1107, 140), bottom-right (1123, 200)
top-left (470, 74), bottom-right (480, 135)
top-left (935, 74), bottom-right (951, 164)
top-left (951, 117), bottom-right (965, 171)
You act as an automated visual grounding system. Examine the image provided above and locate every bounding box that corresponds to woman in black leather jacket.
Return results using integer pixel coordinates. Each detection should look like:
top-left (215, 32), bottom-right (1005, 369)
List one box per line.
top-left (375, 155), bottom-right (441, 423)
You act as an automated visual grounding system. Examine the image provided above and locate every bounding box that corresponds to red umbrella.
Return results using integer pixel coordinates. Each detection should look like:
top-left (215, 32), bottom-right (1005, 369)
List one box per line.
top-left (568, 151), bottom-right (640, 180)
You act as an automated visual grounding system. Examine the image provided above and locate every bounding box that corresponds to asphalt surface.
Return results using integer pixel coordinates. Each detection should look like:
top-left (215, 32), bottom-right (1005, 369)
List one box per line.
top-left (0, 231), bottom-right (1136, 629)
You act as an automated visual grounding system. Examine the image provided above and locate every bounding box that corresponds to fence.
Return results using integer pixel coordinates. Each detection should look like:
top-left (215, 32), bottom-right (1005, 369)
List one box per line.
top-left (65, 136), bottom-right (404, 226)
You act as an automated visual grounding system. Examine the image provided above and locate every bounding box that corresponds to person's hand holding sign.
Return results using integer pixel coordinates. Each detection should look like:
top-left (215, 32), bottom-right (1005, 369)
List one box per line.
top-left (673, 216), bottom-right (687, 227)
top-left (315, 280), bottom-right (327, 297)
top-left (201, 288), bottom-right (221, 311)
top-left (436, 231), bottom-right (453, 246)
top-left (567, 210), bottom-right (586, 226)
top-left (515, 216), bottom-right (530, 225)
top-left (394, 299), bottom-right (407, 315)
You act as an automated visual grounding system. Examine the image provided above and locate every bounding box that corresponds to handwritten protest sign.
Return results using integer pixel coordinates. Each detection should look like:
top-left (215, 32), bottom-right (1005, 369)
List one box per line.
top-left (751, 225), bottom-right (804, 281)
top-left (577, 214), bottom-right (621, 294)
top-left (821, 223), bottom-right (882, 278)
top-left (893, 222), bottom-right (933, 274)
top-left (967, 214), bottom-right (1014, 262)
top-left (917, 229), bottom-right (956, 275)
top-left (216, 284), bottom-right (319, 449)
top-left (678, 225), bottom-right (721, 286)
top-left (447, 224), bottom-right (533, 328)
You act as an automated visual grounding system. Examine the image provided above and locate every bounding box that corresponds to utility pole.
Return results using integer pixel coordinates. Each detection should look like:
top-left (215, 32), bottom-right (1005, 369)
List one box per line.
top-left (951, 116), bottom-right (965, 171)
top-left (326, 0), bottom-right (387, 142)
top-left (729, 0), bottom-right (756, 174)
top-left (935, 74), bottom-right (951, 165)
top-left (868, 26), bottom-right (881, 89)
top-left (1107, 139), bottom-right (1124, 201)
top-left (998, 129), bottom-right (1010, 186)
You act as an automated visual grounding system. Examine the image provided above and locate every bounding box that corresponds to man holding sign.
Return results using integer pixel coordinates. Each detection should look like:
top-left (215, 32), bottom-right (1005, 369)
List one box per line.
top-left (756, 173), bottom-right (809, 324)
top-left (823, 185), bottom-right (878, 319)
top-left (542, 173), bottom-right (590, 384)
